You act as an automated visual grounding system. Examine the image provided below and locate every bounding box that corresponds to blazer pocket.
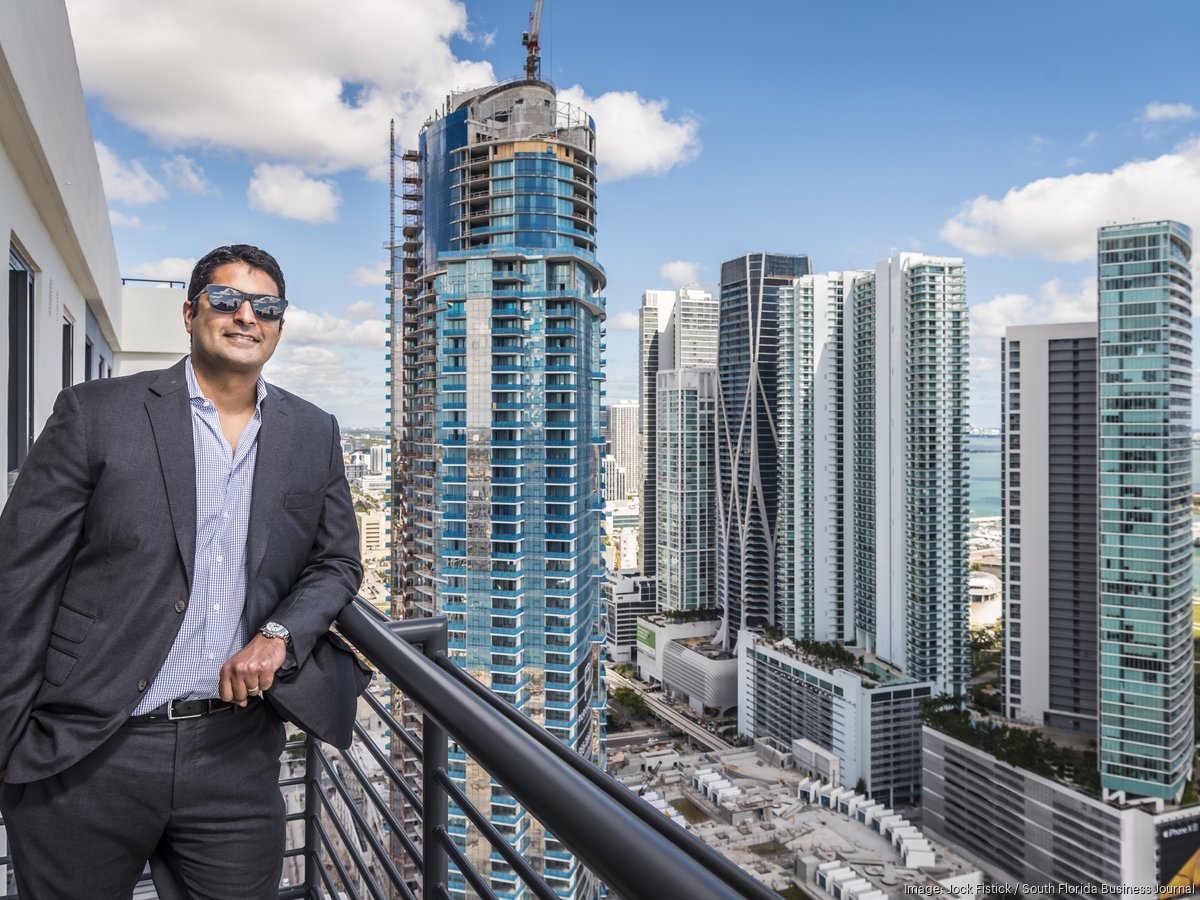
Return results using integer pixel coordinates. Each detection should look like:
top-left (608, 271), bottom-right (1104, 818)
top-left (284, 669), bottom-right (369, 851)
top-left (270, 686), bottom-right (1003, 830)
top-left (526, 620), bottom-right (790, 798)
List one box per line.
top-left (52, 603), bottom-right (95, 643)
top-left (44, 646), bottom-right (79, 686)
top-left (283, 489), bottom-right (324, 510)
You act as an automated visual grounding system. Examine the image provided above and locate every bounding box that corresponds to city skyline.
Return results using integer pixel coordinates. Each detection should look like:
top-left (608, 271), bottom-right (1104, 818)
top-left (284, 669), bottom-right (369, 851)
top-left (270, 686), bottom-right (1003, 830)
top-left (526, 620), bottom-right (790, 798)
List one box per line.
top-left (72, 0), bottom-right (1200, 428)
top-left (6, 4), bottom-right (1200, 892)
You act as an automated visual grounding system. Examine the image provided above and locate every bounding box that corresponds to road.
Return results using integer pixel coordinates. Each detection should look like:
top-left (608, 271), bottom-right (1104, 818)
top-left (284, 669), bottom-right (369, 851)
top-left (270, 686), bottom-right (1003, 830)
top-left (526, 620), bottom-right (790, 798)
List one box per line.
top-left (605, 669), bottom-right (734, 752)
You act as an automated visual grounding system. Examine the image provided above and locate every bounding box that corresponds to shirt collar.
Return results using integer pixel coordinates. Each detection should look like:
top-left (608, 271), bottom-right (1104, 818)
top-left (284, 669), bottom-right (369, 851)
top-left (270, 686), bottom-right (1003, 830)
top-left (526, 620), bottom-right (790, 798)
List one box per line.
top-left (185, 356), bottom-right (268, 410)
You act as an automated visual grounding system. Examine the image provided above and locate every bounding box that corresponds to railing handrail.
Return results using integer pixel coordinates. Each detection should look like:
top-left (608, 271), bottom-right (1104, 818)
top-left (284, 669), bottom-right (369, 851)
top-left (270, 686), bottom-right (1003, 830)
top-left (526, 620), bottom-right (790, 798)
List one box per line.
top-left (336, 599), bottom-right (774, 900)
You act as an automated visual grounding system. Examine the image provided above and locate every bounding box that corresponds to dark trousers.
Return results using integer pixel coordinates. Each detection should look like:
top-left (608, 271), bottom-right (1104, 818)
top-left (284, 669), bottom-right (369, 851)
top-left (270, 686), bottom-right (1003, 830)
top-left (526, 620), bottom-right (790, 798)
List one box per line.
top-left (0, 700), bottom-right (286, 900)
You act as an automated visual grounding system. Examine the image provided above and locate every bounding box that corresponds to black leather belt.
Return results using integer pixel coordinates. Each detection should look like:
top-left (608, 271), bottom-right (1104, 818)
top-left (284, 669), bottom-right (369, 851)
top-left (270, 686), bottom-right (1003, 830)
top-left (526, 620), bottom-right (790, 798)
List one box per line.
top-left (130, 698), bottom-right (238, 722)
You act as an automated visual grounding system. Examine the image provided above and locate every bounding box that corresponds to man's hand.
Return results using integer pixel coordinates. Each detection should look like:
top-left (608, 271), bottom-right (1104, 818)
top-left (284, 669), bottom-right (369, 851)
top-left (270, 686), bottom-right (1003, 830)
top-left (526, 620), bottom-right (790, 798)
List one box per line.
top-left (219, 634), bottom-right (287, 706)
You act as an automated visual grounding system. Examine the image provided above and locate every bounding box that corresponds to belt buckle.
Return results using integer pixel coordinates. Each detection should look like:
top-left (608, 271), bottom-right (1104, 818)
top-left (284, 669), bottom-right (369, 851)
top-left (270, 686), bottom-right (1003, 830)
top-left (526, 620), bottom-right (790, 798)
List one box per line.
top-left (167, 701), bottom-right (204, 721)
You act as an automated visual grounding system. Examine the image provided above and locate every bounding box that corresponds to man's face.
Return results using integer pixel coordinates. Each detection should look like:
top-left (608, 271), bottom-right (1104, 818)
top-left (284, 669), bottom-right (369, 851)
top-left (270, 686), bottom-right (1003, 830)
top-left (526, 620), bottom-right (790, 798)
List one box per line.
top-left (183, 262), bottom-right (284, 376)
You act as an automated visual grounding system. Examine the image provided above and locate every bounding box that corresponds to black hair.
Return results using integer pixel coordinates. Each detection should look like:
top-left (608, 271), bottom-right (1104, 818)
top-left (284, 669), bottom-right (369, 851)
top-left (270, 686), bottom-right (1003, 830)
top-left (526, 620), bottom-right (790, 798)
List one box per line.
top-left (187, 244), bottom-right (286, 306)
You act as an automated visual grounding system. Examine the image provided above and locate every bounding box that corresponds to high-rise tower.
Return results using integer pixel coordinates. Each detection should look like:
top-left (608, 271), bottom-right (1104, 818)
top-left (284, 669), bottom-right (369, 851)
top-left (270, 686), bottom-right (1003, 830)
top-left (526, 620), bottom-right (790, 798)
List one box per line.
top-left (394, 76), bottom-right (606, 898)
top-left (734, 254), bottom-right (966, 802)
top-left (656, 367), bottom-right (718, 612)
top-left (1000, 322), bottom-right (1099, 731)
top-left (849, 255), bottom-right (969, 696)
top-left (638, 287), bottom-right (717, 578)
top-left (716, 253), bottom-right (811, 644)
top-left (1097, 220), bottom-right (1193, 803)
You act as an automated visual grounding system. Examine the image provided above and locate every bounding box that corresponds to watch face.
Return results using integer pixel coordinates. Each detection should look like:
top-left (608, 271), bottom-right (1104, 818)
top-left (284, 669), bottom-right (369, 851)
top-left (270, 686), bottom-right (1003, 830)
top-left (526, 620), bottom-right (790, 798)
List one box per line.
top-left (262, 622), bottom-right (289, 640)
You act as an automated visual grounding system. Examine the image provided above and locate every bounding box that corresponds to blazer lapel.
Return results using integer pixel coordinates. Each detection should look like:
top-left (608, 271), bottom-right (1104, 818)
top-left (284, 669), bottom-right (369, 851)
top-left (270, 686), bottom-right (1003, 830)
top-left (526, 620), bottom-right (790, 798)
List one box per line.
top-left (247, 385), bottom-right (292, 579)
top-left (146, 361), bottom-right (196, 588)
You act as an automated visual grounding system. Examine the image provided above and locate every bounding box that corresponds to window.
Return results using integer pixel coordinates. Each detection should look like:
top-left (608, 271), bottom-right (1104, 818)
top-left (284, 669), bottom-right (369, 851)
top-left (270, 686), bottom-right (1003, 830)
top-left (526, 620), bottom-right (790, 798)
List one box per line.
top-left (85, 337), bottom-right (94, 382)
top-left (62, 316), bottom-right (74, 388)
top-left (8, 246), bottom-right (35, 478)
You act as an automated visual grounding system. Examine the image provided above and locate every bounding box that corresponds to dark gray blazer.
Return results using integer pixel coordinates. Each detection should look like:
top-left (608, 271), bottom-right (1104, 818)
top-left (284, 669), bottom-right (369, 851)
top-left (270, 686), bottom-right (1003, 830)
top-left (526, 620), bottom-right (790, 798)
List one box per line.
top-left (0, 358), bottom-right (365, 783)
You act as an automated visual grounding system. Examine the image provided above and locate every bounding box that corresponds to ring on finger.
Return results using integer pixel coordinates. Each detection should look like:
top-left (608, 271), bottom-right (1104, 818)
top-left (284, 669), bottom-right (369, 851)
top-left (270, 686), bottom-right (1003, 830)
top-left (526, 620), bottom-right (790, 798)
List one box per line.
top-left (247, 687), bottom-right (261, 696)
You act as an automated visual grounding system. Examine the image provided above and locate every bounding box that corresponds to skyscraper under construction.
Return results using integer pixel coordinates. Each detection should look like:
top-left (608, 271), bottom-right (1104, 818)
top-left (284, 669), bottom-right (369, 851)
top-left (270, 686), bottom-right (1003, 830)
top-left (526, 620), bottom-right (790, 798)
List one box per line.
top-left (389, 55), bottom-right (607, 900)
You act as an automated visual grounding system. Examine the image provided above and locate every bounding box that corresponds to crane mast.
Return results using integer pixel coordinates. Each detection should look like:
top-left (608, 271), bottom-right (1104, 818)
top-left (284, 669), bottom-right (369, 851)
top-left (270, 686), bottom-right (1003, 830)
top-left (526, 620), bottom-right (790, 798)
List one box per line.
top-left (521, 0), bottom-right (544, 81)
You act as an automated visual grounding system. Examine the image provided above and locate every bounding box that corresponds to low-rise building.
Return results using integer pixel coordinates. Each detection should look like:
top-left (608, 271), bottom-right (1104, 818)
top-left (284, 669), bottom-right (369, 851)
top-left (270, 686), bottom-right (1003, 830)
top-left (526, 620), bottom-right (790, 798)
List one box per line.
top-left (357, 474), bottom-right (390, 496)
top-left (355, 510), bottom-right (388, 562)
top-left (607, 745), bottom-right (980, 898)
top-left (923, 724), bottom-right (1195, 890)
top-left (737, 632), bottom-right (933, 808)
top-left (602, 569), bottom-right (656, 664)
top-left (604, 497), bottom-right (640, 571)
top-left (968, 571), bottom-right (1000, 629)
top-left (661, 637), bottom-right (737, 716)
top-left (635, 614), bottom-right (720, 685)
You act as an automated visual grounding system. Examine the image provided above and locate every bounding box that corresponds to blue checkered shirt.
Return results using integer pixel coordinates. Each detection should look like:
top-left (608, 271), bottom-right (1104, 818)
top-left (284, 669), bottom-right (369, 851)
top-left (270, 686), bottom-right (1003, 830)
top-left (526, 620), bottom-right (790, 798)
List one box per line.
top-left (133, 357), bottom-right (268, 714)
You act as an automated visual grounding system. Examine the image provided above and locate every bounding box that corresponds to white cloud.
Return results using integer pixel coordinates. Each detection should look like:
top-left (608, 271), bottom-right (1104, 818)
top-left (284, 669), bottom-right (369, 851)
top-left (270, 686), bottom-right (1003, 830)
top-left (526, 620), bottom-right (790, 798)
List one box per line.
top-left (610, 311), bottom-right (639, 331)
top-left (970, 278), bottom-right (1096, 373)
top-left (127, 256), bottom-right (197, 282)
top-left (1064, 156), bottom-right (1083, 169)
top-left (108, 209), bottom-right (145, 228)
top-left (94, 140), bottom-right (166, 204)
top-left (942, 140), bottom-right (1200, 262)
top-left (162, 155), bottom-right (216, 195)
top-left (66, 0), bottom-right (496, 177)
top-left (1141, 101), bottom-right (1197, 123)
top-left (264, 345), bottom-right (383, 426)
top-left (660, 261), bottom-right (702, 286)
top-left (1082, 131), bottom-right (1099, 147)
top-left (348, 261), bottom-right (389, 287)
top-left (558, 85), bottom-right (700, 182)
top-left (972, 356), bottom-right (998, 373)
top-left (248, 165), bottom-right (340, 224)
top-left (283, 306), bottom-right (386, 349)
top-left (345, 300), bottom-right (377, 320)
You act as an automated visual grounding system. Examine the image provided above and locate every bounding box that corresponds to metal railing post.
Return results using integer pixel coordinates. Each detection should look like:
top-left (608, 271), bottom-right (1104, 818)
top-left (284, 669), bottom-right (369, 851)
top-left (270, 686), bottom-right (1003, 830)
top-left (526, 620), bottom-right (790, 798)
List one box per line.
top-left (402, 620), bottom-right (449, 900)
top-left (303, 733), bottom-right (321, 896)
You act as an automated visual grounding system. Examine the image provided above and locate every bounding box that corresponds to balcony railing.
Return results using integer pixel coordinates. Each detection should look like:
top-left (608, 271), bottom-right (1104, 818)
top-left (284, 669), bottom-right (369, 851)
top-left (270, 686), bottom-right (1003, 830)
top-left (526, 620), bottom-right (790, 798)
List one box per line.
top-left (1, 598), bottom-right (774, 900)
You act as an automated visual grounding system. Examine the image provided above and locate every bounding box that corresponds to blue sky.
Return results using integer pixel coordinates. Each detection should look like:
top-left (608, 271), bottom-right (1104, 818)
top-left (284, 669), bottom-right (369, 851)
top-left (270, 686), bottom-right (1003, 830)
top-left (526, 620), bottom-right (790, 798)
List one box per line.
top-left (70, 0), bottom-right (1200, 427)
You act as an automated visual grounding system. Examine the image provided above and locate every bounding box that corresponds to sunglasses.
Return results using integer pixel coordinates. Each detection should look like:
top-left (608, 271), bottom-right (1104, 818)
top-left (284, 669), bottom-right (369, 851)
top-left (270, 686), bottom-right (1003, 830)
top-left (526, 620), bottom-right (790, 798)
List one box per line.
top-left (193, 284), bottom-right (288, 321)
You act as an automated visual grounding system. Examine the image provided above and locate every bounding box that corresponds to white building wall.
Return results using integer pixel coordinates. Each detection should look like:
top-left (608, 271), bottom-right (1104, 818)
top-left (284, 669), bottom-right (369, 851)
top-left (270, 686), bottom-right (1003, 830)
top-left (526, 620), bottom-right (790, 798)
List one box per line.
top-left (0, 2), bottom-right (187, 510)
top-left (874, 257), bottom-right (907, 673)
top-left (0, 3), bottom-right (189, 509)
top-left (116, 285), bottom-right (189, 375)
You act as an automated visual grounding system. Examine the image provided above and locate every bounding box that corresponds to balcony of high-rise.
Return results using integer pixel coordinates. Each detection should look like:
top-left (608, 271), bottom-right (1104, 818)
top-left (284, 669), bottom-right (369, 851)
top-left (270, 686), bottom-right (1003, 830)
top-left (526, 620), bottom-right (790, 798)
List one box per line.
top-left (0, 600), bottom-right (778, 900)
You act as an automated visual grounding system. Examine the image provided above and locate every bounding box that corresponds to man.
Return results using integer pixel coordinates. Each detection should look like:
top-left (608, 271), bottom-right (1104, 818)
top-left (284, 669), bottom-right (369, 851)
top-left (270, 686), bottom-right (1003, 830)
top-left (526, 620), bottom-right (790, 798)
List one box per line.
top-left (0, 244), bottom-right (364, 898)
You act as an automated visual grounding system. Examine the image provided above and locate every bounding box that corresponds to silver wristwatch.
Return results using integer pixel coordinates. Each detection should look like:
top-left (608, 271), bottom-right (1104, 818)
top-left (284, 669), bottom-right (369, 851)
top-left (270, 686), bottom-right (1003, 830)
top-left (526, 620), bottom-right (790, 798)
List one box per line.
top-left (259, 621), bottom-right (291, 642)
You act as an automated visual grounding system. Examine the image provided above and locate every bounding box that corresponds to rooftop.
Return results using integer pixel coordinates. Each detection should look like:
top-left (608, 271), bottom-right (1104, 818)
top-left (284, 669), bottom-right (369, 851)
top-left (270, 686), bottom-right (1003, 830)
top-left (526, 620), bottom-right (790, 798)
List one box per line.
top-left (678, 637), bottom-right (737, 661)
top-left (751, 635), bottom-right (917, 688)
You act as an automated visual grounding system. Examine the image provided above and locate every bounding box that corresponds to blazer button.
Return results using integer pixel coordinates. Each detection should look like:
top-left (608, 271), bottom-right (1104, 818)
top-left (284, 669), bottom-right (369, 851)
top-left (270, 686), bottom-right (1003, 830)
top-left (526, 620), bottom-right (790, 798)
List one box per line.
top-left (175, 599), bottom-right (187, 613)
top-left (138, 679), bottom-right (149, 691)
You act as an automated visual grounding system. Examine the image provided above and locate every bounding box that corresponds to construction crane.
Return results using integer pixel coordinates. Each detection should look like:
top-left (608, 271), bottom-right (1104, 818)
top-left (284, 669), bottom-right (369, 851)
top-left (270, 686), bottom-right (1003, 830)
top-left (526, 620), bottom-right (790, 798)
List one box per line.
top-left (521, 0), bottom-right (544, 81)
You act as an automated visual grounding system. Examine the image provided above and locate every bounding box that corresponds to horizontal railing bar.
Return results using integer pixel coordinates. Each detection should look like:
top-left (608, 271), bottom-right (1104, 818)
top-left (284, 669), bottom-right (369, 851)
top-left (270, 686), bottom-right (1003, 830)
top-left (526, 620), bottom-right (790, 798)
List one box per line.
top-left (310, 757), bottom-right (397, 900)
top-left (348, 709), bottom-right (424, 817)
top-left (432, 652), bottom-right (778, 900)
top-left (434, 826), bottom-right (498, 900)
top-left (317, 729), bottom-right (423, 874)
top-left (335, 602), bottom-right (760, 900)
top-left (432, 767), bottom-right (557, 900)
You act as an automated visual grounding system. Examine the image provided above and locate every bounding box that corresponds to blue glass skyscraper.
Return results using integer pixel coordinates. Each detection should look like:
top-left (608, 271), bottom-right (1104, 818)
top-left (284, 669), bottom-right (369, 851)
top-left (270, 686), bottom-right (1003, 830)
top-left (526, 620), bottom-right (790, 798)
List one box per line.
top-left (396, 80), bottom-right (606, 899)
top-left (1097, 220), bottom-right (1193, 803)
